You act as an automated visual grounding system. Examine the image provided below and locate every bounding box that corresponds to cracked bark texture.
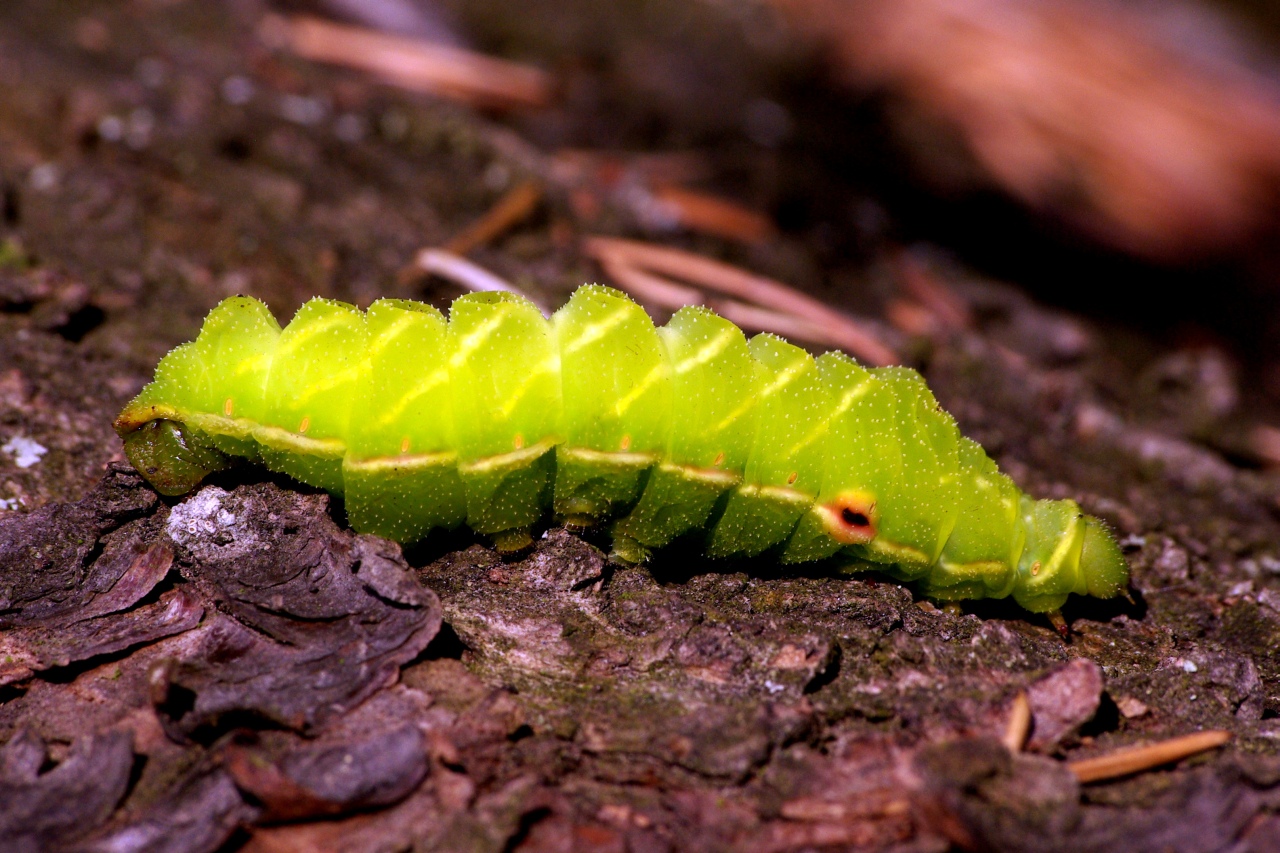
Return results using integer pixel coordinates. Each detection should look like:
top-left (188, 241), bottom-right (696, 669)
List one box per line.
top-left (1, 1), bottom-right (1280, 851)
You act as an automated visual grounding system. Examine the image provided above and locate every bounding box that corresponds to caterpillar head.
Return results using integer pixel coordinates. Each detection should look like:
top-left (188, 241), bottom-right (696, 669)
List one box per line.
top-left (121, 419), bottom-right (229, 496)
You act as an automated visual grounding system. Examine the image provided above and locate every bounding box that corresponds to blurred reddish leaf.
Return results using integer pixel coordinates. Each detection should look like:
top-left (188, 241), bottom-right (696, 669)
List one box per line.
top-left (774, 0), bottom-right (1280, 262)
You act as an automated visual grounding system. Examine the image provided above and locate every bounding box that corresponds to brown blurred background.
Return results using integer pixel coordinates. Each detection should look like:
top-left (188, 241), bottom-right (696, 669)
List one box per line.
top-left (288, 0), bottom-right (1280, 390)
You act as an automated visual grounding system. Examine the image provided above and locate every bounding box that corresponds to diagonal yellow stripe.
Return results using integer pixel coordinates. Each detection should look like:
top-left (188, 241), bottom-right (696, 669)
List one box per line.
top-left (559, 305), bottom-right (633, 356)
top-left (291, 362), bottom-right (365, 407)
top-left (363, 313), bottom-right (419, 361)
top-left (274, 311), bottom-right (353, 360)
top-left (786, 376), bottom-right (872, 457)
top-left (449, 310), bottom-right (508, 369)
top-left (672, 327), bottom-right (736, 376)
top-left (497, 352), bottom-right (561, 419)
top-left (613, 361), bottom-right (668, 416)
top-left (709, 356), bottom-right (806, 435)
top-left (372, 368), bottom-right (450, 428)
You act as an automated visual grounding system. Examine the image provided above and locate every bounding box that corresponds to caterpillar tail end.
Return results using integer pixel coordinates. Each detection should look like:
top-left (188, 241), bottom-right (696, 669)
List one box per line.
top-left (1079, 516), bottom-right (1129, 601)
top-left (1014, 500), bottom-right (1132, 612)
top-left (120, 419), bottom-right (230, 497)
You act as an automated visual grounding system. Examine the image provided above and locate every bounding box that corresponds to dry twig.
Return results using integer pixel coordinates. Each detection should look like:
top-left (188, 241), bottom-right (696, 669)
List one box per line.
top-left (445, 179), bottom-right (544, 255)
top-left (552, 150), bottom-right (713, 191)
top-left (884, 299), bottom-right (942, 339)
top-left (649, 184), bottom-right (777, 245)
top-left (892, 250), bottom-right (972, 330)
top-left (263, 14), bottom-right (553, 109)
top-left (1248, 424), bottom-right (1280, 468)
top-left (414, 249), bottom-right (549, 316)
top-left (1067, 730), bottom-right (1231, 783)
top-left (1002, 691), bottom-right (1031, 752)
top-left (594, 254), bottom-right (705, 307)
top-left (584, 236), bottom-right (897, 365)
top-left (773, 0), bottom-right (1280, 261)
top-left (552, 151), bottom-right (774, 244)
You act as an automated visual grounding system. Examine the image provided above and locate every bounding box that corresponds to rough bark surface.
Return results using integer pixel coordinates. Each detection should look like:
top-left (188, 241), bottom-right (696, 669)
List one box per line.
top-left (2, 2), bottom-right (1280, 851)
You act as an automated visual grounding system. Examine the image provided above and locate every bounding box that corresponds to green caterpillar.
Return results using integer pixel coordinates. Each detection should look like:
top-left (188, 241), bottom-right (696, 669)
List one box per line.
top-left (115, 285), bottom-right (1128, 613)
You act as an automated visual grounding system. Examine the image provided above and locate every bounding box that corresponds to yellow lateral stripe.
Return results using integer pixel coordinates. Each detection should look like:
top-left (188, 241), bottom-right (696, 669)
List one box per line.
top-left (863, 535), bottom-right (931, 566)
top-left (736, 483), bottom-right (814, 507)
top-left (183, 412), bottom-right (347, 458)
top-left (251, 424), bottom-right (346, 458)
top-left (1044, 514), bottom-right (1084, 576)
top-left (936, 558), bottom-right (1012, 584)
top-left (658, 460), bottom-right (741, 488)
top-left (185, 412), bottom-right (257, 441)
top-left (458, 438), bottom-right (559, 475)
top-left (115, 402), bottom-right (183, 432)
top-left (558, 447), bottom-right (659, 469)
top-left (344, 450), bottom-right (457, 473)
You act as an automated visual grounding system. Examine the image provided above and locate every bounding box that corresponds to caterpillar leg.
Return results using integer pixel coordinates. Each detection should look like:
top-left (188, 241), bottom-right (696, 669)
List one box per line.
top-left (343, 454), bottom-right (466, 543)
top-left (1047, 610), bottom-right (1070, 639)
top-left (458, 443), bottom-right (556, 547)
top-left (608, 532), bottom-right (650, 565)
top-left (491, 529), bottom-right (536, 553)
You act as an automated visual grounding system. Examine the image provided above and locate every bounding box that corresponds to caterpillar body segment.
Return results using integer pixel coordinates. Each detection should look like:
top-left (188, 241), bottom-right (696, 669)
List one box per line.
top-left (344, 299), bottom-right (465, 542)
top-left (115, 285), bottom-right (1129, 612)
top-left (553, 285), bottom-right (669, 525)
top-left (611, 305), bottom-right (764, 557)
top-left (446, 292), bottom-right (560, 543)
top-left (706, 333), bottom-right (830, 560)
